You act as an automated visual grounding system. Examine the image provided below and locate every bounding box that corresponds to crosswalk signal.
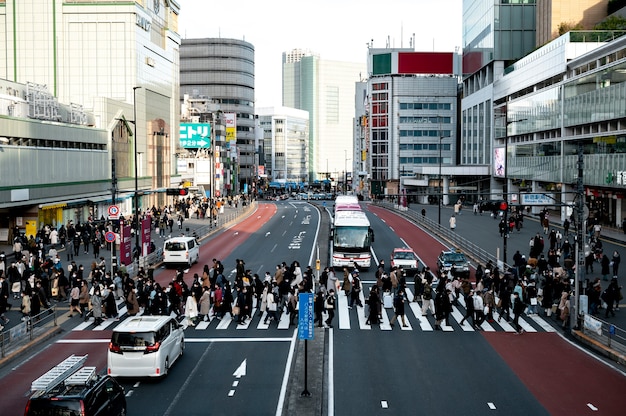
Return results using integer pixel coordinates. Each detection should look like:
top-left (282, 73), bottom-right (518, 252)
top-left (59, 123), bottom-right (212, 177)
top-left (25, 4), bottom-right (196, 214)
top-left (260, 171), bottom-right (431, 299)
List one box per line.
top-left (499, 201), bottom-right (508, 211)
top-left (166, 188), bottom-right (189, 196)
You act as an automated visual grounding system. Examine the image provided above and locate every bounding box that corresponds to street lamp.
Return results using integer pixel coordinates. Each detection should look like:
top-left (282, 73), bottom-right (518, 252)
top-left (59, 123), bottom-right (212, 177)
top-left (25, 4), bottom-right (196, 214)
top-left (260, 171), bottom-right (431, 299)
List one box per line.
top-left (502, 117), bottom-right (527, 266)
top-left (438, 135), bottom-right (443, 225)
top-left (133, 86), bottom-right (141, 260)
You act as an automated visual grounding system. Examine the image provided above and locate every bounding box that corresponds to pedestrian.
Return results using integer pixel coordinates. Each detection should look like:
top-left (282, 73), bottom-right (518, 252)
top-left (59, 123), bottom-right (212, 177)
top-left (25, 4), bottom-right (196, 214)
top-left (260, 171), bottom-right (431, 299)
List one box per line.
top-left (126, 281), bottom-right (140, 316)
top-left (68, 284), bottom-right (81, 317)
top-left (612, 250), bottom-right (621, 277)
top-left (434, 288), bottom-right (452, 330)
top-left (314, 288), bottom-right (325, 327)
top-left (512, 292), bottom-right (526, 334)
top-left (602, 279), bottom-right (619, 318)
top-left (20, 289), bottom-right (31, 321)
top-left (559, 293), bottom-right (570, 329)
top-left (348, 271), bottom-right (363, 308)
top-left (601, 254), bottom-right (611, 281)
top-left (91, 286), bottom-right (103, 326)
top-left (473, 290), bottom-right (485, 329)
top-left (389, 288), bottom-right (408, 328)
top-left (184, 291), bottom-right (198, 326)
top-left (325, 289), bottom-right (336, 327)
top-left (459, 289), bottom-right (476, 328)
top-left (366, 286), bottom-right (381, 325)
top-left (449, 214), bottom-right (456, 231)
top-left (78, 280), bottom-right (90, 321)
top-left (198, 285), bottom-right (211, 321)
top-left (421, 279), bottom-right (433, 316)
top-left (264, 288), bottom-right (279, 325)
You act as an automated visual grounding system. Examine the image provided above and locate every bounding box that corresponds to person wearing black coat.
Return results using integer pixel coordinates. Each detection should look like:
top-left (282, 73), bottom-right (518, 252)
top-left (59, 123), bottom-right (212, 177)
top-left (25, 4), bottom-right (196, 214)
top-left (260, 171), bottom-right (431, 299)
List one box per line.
top-left (104, 285), bottom-right (118, 319)
top-left (366, 286), bottom-right (381, 325)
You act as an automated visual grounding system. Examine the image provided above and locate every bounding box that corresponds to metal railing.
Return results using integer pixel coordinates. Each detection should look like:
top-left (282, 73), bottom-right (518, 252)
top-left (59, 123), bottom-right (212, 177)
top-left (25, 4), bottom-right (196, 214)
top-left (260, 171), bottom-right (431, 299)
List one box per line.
top-left (579, 314), bottom-right (626, 357)
top-left (1, 305), bottom-right (59, 358)
top-left (376, 200), bottom-right (505, 270)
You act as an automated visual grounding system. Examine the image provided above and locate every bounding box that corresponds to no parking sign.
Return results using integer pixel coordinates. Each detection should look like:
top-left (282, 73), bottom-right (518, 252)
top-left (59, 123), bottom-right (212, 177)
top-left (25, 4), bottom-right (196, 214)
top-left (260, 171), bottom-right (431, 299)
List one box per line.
top-left (104, 231), bottom-right (116, 243)
top-left (108, 205), bottom-right (120, 219)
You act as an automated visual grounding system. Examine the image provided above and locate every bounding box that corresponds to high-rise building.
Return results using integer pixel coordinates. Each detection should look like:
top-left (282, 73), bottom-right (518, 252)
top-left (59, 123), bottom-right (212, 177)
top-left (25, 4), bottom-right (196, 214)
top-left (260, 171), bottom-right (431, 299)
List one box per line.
top-left (0, 0), bottom-right (181, 237)
top-left (180, 38), bottom-right (255, 195)
top-left (282, 49), bottom-right (365, 183)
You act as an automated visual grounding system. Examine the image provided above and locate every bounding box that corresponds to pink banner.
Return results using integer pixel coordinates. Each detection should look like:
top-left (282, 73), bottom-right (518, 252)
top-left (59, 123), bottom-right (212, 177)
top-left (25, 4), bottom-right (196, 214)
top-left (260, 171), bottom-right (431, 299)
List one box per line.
top-left (141, 217), bottom-right (152, 256)
top-left (120, 223), bottom-right (132, 265)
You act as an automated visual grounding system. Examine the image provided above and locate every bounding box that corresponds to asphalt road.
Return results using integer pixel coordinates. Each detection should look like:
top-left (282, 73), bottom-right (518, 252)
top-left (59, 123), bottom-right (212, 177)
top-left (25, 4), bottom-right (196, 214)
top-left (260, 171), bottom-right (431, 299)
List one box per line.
top-left (3, 200), bottom-right (626, 416)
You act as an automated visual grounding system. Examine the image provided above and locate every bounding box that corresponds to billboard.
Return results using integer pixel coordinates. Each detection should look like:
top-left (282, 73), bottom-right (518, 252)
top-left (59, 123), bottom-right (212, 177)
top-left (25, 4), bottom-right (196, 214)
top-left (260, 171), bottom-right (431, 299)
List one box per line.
top-left (224, 113), bottom-right (237, 158)
top-left (493, 147), bottom-right (505, 177)
top-left (179, 123), bottom-right (211, 148)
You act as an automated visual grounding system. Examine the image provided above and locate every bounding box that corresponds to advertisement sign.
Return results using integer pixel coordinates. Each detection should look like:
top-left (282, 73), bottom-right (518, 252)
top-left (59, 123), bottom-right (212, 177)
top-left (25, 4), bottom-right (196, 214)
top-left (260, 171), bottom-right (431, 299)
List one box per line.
top-left (224, 112), bottom-right (236, 147)
top-left (179, 123), bottom-right (211, 149)
top-left (584, 314), bottom-right (603, 336)
top-left (298, 293), bottom-right (314, 340)
top-left (493, 147), bottom-right (505, 177)
top-left (141, 217), bottom-right (152, 257)
top-left (120, 223), bottom-right (132, 265)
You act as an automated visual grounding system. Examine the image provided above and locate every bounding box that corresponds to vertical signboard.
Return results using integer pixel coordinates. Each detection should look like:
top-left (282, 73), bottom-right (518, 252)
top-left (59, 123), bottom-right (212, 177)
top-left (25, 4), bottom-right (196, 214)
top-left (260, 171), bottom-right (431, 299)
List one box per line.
top-left (224, 112), bottom-right (237, 158)
top-left (120, 223), bottom-right (132, 265)
top-left (298, 293), bottom-right (314, 340)
top-left (141, 217), bottom-right (152, 257)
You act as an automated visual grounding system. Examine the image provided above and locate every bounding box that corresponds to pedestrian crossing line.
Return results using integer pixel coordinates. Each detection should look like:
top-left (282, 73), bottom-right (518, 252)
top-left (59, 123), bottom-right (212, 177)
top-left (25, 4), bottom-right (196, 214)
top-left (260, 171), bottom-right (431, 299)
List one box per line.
top-left (527, 314), bottom-right (556, 332)
top-left (517, 316), bottom-right (537, 332)
top-left (236, 308), bottom-right (256, 329)
top-left (73, 318), bottom-right (95, 331)
top-left (195, 318), bottom-right (211, 330)
top-left (478, 318), bottom-right (496, 332)
top-left (491, 311), bottom-right (517, 332)
top-left (379, 308), bottom-right (392, 331)
top-left (256, 312), bottom-right (270, 330)
top-left (216, 313), bottom-right (233, 329)
top-left (337, 292), bottom-right (350, 330)
top-left (356, 291), bottom-right (371, 330)
top-left (93, 306), bottom-right (127, 331)
top-left (451, 307), bottom-right (475, 332)
top-left (277, 309), bottom-right (291, 329)
top-left (407, 302), bottom-right (434, 331)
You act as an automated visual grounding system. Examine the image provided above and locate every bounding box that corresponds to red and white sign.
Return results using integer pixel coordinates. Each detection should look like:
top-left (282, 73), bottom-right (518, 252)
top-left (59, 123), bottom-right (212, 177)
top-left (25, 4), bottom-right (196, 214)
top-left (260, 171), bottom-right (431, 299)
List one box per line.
top-left (108, 205), bottom-right (120, 219)
top-left (104, 231), bottom-right (116, 243)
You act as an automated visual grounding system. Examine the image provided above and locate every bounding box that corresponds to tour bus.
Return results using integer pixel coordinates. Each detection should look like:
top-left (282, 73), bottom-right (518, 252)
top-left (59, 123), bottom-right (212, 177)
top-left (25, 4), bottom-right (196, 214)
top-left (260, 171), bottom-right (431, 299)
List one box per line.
top-left (330, 209), bottom-right (374, 269)
top-left (108, 316), bottom-right (184, 378)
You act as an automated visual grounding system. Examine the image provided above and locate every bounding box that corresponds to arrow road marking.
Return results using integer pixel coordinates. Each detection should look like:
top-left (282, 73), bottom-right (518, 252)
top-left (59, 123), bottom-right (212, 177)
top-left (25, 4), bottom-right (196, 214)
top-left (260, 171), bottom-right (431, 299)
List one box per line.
top-left (233, 359), bottom-right (247, 378)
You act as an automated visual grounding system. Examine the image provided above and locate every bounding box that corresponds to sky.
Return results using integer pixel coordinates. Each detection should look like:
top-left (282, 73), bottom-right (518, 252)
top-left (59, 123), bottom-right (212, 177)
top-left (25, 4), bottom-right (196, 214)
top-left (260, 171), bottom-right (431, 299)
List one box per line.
top-left (177, 0), bottom-right (463, 108)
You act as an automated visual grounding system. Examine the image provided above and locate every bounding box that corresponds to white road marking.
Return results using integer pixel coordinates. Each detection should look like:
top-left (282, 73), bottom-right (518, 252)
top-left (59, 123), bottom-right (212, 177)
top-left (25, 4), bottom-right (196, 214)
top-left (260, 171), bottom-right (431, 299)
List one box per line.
top-left (275, 330), bottom-right (298, 416)
top-left (186, 337), bottom-right (293, 343)
top-left (338, 291), bottom-right (351, 329)
top-left (587, 403), bottom-right (598, 411)
top-left (228, 390), bottom-right (235, 397)
top-left (488, 402), bottom-right (496, 409)
top-left (57, 339), bottom-right (109, 343)
top-left (133, 382), bottom-right (140, 388)
top-left (328, 329), bottom-right (335, 416)
top-left (125, 390), bottom-right (134, 397)
top-left (381, 400), bottom-right (389, 409)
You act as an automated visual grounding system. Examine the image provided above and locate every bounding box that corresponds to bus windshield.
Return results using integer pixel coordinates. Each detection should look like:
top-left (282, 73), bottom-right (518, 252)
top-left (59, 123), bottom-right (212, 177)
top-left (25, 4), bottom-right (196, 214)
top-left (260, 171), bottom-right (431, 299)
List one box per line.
top-left (334, 226), bottom-right (370, 249)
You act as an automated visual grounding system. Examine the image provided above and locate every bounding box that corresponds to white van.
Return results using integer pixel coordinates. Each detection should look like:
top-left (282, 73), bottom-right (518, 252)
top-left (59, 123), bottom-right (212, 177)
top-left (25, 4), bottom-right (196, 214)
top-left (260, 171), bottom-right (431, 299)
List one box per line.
top-left (163, 236), bottom-right (200, 267)
top-left (107, 316), bottom-right (184, 378)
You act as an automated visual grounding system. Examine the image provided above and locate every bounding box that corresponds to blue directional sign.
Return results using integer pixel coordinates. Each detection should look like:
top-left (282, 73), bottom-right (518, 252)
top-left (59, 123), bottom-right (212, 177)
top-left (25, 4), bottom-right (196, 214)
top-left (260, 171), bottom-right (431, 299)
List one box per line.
top-left (179, 123), bottom-right (211, 149)
top-left (298, 293), bottom-right (314, 340)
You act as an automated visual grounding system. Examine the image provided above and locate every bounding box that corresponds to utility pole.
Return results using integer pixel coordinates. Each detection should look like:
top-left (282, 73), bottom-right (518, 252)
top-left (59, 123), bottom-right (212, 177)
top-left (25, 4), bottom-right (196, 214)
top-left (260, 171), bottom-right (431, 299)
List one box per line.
top-left (572, 141), bottom-right (586, 330)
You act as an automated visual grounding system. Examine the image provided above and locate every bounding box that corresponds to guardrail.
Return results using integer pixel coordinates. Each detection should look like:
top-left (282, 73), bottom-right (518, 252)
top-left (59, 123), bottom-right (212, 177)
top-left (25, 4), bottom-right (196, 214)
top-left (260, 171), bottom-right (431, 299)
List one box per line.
top-left (1, 306), bottom-right (58, 358)
top-left (376, 200), bottom-right (506, 270)
top-left (579, 314), bottom-right (626, 358)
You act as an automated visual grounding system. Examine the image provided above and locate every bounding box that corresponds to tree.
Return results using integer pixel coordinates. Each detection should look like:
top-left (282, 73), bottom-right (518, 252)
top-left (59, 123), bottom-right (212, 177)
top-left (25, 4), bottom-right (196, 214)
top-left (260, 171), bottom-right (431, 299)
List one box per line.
top-left (558, 22), bottom-right (584, 36)
top-left (594, 15), bottom-right (626, 31)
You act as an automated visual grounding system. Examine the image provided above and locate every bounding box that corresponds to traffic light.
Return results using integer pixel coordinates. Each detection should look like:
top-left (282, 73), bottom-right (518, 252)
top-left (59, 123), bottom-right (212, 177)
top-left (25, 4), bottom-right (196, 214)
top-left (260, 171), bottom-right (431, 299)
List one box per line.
top-left (166, 188), bottom-right (189, 196)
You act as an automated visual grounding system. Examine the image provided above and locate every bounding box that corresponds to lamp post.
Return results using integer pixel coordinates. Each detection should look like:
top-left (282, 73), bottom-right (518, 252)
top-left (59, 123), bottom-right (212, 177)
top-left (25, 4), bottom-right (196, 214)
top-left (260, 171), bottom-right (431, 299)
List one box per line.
top-left (438, 135), bottom-right (443, 225)
top-left (502, 117), bottom-right (527, 266)
top-left (133, 86), bottom-right (141, 261)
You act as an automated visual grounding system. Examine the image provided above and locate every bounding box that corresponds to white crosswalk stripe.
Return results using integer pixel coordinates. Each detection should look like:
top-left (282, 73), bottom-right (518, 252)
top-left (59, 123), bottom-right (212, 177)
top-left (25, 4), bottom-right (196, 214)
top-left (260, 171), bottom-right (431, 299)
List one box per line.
top-left (67, 292), bottom-right (558, 334)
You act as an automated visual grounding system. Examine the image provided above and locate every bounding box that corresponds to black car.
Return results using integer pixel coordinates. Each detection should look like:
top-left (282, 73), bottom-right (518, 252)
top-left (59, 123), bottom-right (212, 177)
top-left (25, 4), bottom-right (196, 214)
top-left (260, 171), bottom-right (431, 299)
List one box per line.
top-left (478, 200), bottom-right (506, 215)
top-left (25, 364), bottom-right (126, 416)
top-left (437, 249), bottom-right (471, 278)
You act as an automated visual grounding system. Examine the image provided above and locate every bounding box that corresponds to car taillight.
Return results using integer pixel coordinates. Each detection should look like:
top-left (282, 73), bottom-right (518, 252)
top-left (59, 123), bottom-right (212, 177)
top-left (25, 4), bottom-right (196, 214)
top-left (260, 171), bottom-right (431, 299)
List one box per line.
top-left (109, 342), bottom-right (122, 354)
top-left (145, 342), bottom-right (161, 354)
top-left (185, 251), bottom-right (189, 259)
top-left (80, 400), bottom-right (85, 416)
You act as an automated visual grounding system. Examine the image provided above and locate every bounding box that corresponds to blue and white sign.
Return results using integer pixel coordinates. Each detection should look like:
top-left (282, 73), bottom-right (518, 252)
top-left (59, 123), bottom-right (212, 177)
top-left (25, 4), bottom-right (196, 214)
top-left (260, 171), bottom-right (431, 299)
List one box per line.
top-left (298, 293), bottom-right (314, 340)
top-left (519, 193), bottom-right (555, 206)
top-left (179, 123), bottom-right (211, 149)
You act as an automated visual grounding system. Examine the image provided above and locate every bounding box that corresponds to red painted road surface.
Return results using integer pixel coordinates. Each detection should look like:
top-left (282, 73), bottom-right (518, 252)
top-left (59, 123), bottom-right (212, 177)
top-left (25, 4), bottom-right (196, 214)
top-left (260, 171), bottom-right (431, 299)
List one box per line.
top-left (370, 205), bottom-right (626, 415)
top-left (1, 203), bottom-right (277, 416)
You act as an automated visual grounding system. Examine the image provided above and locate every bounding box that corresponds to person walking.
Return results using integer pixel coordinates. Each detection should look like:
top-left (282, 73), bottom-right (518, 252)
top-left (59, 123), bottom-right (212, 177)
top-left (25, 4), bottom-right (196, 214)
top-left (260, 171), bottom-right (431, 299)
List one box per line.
top-left (449, 215), bottom-right (457, 231)
top-left (389, 288), bottom-right (408, 328)
top-left (366, 286), bottom-right (381, 325)
top-left (91, 286), bottom-right (104, 326)
top-left (459, 289), bottom-right (476, 329)
top-left (78, 280), bottom-right (90, 321)
top-left (473, 290), bottom-right (485, 329)
top-left (314, 288), bottom-right (325, 328)
top-left (512, 292), bottom-right (526, 334)
top-left (348, 271), bottom-right (363, 308)
top-left (434, 288), bottom-right (452, 330)
top-left (612, 250), bottom-right (621, 277)
top-left (421, 279), bottom-right (433, 316)
top-left (68, 284), bottom-right (81, 317)
top-left (324, 289), bottom-right (336, 327)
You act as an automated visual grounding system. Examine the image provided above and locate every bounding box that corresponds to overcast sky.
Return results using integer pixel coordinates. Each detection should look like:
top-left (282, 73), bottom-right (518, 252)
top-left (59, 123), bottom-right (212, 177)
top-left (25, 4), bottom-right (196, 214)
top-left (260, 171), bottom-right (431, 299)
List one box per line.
top-left (178, 0), bottom-right (462, 107)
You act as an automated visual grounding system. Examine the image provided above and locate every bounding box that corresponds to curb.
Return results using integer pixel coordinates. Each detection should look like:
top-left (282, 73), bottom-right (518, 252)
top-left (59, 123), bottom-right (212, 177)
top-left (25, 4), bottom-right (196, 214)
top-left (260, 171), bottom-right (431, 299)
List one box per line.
top-left (571, 329), bottom-right (626, 367)
top-left (0, 325), bottom-right (64, 368)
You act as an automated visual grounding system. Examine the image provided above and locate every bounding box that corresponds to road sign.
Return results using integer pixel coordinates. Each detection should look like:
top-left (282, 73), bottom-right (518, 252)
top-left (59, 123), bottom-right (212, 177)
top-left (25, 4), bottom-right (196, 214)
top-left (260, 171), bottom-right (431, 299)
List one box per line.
top-left (104, 231), bottom-right (116, 243)
top-left (519, 193), bottom-right (555, 206)
top-left (298, 293), bottom-right (314, 340)
top-left (107, 205), bottom-right (120, 219)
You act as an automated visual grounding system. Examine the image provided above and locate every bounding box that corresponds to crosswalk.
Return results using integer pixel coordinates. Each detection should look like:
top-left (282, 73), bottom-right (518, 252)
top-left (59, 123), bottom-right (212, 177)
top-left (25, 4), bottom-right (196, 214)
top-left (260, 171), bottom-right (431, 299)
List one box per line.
top-left (68, 290), bottom-right (557, 334)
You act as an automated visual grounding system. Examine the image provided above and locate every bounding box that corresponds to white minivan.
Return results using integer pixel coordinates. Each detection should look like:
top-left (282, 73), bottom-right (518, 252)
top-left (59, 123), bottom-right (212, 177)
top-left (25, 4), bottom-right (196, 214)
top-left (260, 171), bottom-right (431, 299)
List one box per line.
top-left (107, 316), bottom-right (184, 378)
top-left (163, 236), bottom-right (200, 268)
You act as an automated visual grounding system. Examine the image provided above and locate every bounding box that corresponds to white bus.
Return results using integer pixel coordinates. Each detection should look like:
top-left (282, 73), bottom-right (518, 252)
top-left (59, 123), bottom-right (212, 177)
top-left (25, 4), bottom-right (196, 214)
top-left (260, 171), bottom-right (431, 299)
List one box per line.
top-left (331, 209), bottom-right (374, 269)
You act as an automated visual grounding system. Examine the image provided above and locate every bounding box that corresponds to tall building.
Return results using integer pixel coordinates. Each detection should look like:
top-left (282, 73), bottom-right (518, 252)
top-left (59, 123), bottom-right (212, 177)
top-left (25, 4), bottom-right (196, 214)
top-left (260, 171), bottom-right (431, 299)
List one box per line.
top-left (536, 0), bottom-right (609, 46)
top-left (363, 49), bottom-right (462, 203)
top-left (180, 38), bottom-right (255, 195)
top-left (461, 0), bottom-right (537, 198)
top-left (0, 0), bottom-right (181, 240)
top-left (256, 106), bottom-right (309, 193)
top-left (282, 49), bottom-right (365, 184)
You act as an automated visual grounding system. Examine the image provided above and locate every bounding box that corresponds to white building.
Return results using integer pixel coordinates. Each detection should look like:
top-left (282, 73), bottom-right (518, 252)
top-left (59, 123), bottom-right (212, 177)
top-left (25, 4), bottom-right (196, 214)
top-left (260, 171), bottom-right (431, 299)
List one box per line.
top-left (282, 49), bottom-right (365, 182)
